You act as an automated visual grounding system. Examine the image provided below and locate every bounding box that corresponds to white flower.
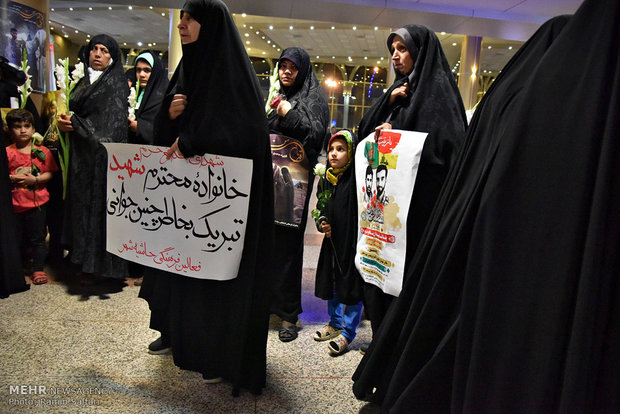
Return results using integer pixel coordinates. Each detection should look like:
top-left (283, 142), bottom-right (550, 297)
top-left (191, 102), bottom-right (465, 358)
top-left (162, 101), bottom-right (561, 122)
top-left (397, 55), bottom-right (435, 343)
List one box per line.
top-left (127, 86), bottom-right (138, 119)
top-left (313, 163), bottom-right (326, 177)
top-left (55, 63), bottom-right (66, 91)
top-left (71, 62), bottom-right (84, 81)
top-left (32, 132), bottom-right (44, 145)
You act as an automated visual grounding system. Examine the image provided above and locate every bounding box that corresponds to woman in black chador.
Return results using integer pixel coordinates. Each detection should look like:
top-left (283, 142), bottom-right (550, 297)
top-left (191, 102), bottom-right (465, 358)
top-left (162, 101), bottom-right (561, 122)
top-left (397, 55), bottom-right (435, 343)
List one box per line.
top-left (139, 0), bottom-right (274, 396)
top-left (57, 34), bottom-right (129, 280)
top-left (357, 25), bottom-right (466, 337)
top-left (267, 47), bottom-right (329, 342)
top-left (353, 0), bottom-right (620, 411)
top-left (127, 50), bottom-right (168, 145)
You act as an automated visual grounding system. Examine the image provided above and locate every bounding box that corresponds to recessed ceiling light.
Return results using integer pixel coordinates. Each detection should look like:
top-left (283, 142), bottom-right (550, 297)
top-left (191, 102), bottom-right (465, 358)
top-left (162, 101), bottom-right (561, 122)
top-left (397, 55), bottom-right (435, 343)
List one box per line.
top-left (246, 40), bottom-right (250, 44)
top-left (137, 41), bottom-right (143, 47)
top-left (508, 46), bottom-right (513, 50)
top-left (289, 25), bottom-right (294, 30)
top-left (441, 31), bottom-right (446, 35)
top-left (352, 26), bottom-right (357, 30)
top-left (244, 33), bottom-right (249, 37)
top-left (242, 13), bottom-right (247, 17)
top-left (488, 45), bottom-right (492, 49)
top-left (88, 7), bottom-right (92, 10)
top-left (69, 7), bottom-right (73, 11)
top-left (269, 25), bottom-right (273, 30)
top-left (374, 26), bottom-right (378, 30)
top-left (128, 6), bottom-right (133, 10)
top-left (74, 30), bottom-right (78, 33)
top-left (108, 6), bottom-right (112, 10)
top-left (331, 26), bottom-right (335, 30)
top-left (310, 26), bottom-right (314, 30)
top-left (452, 43), bottom-right (457, 46)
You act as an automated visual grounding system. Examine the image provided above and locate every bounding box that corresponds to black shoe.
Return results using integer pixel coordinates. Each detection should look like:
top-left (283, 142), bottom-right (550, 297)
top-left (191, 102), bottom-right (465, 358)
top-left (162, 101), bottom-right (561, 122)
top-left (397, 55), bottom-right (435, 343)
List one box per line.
top-left (148, 336), bottom-right (171, 355)
top-left (359, 344), bottom-right (369, 355)
top-left (278, 324), bottom-right (299, 342)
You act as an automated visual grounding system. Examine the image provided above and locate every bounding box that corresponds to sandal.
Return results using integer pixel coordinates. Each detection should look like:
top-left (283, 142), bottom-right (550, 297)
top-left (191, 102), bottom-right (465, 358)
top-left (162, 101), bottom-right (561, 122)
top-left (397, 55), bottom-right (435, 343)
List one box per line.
top-left (278, 324), bottom-right (299, 342)
top-left (313, 325), bottom-right (342, 342)
top-left (328, 334), bottom-right (349, 355)
top-left (31, 271), bottom-right (48, 285)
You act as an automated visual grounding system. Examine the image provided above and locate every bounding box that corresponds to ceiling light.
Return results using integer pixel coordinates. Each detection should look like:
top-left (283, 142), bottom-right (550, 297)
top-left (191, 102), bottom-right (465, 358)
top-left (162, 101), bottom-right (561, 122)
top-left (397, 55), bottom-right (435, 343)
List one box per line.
top-left (267, 40), bottom-right (271, 43)
top-left (269, 25), bottom-right (273, 30)
top-left (262, 51), bottom-right (266, 55)
top-left (74, 30), bottom-right (78, 33)
top-left (364, 56), bottom-right (368, 60)
top-left (452, 43), bottom-right (457, 46)
top-left (310, 26), bottom-right (314, 30)
top-left (128, 6), bottom-right (133, 10)
top-left (137, 41), bottom-right (143, 46)
top-left (148, 43), bottom-right (153, 47)
top-left (87, 34), bottom-right (90, 38)
top-left (374, 26), bottom-right (378, 31)
top-left (149, 6), bottom-right (153, 9)
top-left (242, 13), bottom-right (247, 17)
top-left (244, 33), bottom-right (249, 37)
top-left (316, 56), bottom-right (320, 59)
top-left (289, 25), bottom-right (294, 30)
top-left (331, 26), bottom-right (335, 30)
top-left (64, 34), bottom-right (68, 38)
top-left (123, 42), bottom-right (127, 45)
top-left (352, 26), bottom-right (357, 30)
top-left (441, 31), bottom-right (446, 35)
top-left (88, 7), bottom-right (92, 10)
top-left (108, 6), bottom-right (112, 10)
top-left (69, 7), bottom-right (73, 11)
top-left (51, 8), bottom-right (54, 11)
top-left (246, 40), bottom-right (250, 44)
top-left (255, 31), bottom-right (259, 35)
top-left (508, 46), bottom-right (513, 50)
top-left (488, 45), bottom-right (492, 49)
top-left (161, 12), bottom-right (165, 16)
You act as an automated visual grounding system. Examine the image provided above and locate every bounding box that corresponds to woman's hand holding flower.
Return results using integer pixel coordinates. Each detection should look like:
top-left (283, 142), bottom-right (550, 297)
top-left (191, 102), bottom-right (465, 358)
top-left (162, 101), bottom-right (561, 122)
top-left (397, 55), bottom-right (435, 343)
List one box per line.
top-left (321, 221), bottom-right (332, 238)
top-left (277, 100), bottom-right (292, 117)
top-left (57, 113), bottom-right (74, 132)
top-left (169, 94), bottom-right (187, 120)
top-left (128, 118), bottom-right (138, 132)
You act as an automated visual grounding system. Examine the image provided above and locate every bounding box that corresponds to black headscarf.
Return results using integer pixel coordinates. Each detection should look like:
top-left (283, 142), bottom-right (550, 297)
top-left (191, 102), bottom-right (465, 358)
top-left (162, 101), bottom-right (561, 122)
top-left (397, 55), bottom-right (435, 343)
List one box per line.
top-left (141, 0), bottom-right (273, 396)
top-left (355, 0), bottom-right (620, 408)
top-left (130, 50), bottom-right (168, 145)
top-left (267, 46), bottom-right (329, 162)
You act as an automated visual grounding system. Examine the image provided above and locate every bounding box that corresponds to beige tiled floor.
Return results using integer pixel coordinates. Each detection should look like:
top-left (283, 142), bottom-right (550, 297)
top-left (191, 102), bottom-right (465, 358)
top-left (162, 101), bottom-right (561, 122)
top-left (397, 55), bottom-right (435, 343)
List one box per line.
top-left (0, 237), bottom-right (376, 413)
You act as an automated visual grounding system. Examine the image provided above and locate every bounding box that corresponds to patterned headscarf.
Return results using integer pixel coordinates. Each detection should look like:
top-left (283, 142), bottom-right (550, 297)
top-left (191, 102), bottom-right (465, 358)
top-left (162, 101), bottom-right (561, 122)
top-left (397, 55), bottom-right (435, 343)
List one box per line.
top-left (325, 130), bottom-right (353, 185)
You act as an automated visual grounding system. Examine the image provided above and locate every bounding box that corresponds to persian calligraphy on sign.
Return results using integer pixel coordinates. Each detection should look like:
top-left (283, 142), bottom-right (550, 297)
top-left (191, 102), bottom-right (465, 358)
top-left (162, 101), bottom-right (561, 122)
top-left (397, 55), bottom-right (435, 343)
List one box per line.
top-left (104, 143), bottom-right (252, 281)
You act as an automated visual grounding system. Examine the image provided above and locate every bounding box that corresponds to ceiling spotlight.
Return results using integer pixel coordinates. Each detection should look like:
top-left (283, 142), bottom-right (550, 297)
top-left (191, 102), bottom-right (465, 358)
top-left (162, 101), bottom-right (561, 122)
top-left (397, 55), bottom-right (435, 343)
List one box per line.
top-left (161, 12), bottom-right (165, 16)
top-left (352, 26), bottom-right (357, 30)
top-left (244, 33), bottom-right (249, 37)
top-left (441, 31), bottom-right (446, 35)
top-left (310, 26), bottom-right (315, 30)
top-left (108, 6), bottom-right (112, 10)
top-left (289, 25), bottom-right (294, 30)
top-left (242, 13), bottom-right (247, 17)
top-left (269, 25), bottom-right (273, 30)
top-left (488, 45), bottom-right (492, 49)
top-left (331, 26), bottom-right (335, 30)
top-left (128, 6), bottom-right (133, 10)
top-left (88, 7), bottom-right (92, 10)
top-left (246, 40), bottom-right (250, 44)
top-left (374, 26), bottom-right (378, 31)
top-left (74, 30), bottom-right (78, 33)
top-left (509, 46), bottom-right (513, 50)
top-left (452, 43), bottom-right (457, 46)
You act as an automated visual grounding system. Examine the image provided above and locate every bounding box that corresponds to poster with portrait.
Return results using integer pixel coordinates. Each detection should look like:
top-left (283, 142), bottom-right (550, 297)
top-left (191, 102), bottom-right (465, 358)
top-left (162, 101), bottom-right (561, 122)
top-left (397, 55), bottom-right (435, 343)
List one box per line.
top-left (1, 1), bottom-right (47, 92)
top-left (270, 134), bottom-right (310, 228)
top-left (354, 129), bottom-right (428, 297)
top-left (104, 143), bottom-right (253, 281)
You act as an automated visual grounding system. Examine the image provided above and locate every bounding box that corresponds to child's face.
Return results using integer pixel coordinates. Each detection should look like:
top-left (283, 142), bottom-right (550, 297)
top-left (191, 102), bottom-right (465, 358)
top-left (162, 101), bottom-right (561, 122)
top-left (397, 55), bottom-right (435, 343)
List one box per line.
top-left (328, 137), bottom-right (349, 169)
top-left (9, 121), bottom-right (35, 146)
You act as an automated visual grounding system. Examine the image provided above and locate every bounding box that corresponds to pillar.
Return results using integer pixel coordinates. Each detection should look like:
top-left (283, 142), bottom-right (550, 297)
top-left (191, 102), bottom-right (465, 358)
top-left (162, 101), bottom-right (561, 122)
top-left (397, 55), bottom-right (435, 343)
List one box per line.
top-left (457, 36), bottom-right (482, 110)
top-left (168, 9), bottom-right (181, 78)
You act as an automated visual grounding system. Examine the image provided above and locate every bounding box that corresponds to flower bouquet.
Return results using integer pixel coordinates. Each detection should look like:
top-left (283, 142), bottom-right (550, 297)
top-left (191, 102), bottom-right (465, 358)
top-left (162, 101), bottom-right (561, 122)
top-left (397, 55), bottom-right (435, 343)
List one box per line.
top-left (265, 65), bottom-right (281, 115)
top-left (53, 58), bottom-right (84, 199)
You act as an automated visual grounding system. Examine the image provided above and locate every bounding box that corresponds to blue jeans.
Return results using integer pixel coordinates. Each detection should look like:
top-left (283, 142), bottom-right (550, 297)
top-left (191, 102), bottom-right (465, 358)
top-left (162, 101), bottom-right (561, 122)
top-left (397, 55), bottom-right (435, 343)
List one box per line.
top-left (328, 291), bottom-right (363, 342)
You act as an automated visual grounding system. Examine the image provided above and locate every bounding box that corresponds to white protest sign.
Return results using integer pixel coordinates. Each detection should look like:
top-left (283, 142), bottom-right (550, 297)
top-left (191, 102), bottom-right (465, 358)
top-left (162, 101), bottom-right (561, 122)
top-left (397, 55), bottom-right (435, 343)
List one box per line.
top-left (103, 143), bottom-right (252, 280)
top-left (354, 129), bottom-right (428, 296)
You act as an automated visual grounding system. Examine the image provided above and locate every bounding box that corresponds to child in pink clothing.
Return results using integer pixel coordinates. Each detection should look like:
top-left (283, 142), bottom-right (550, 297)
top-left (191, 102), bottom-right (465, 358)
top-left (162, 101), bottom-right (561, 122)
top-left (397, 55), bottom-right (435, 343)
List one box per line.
top-left (5, 109), bottom-right (58, 284)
